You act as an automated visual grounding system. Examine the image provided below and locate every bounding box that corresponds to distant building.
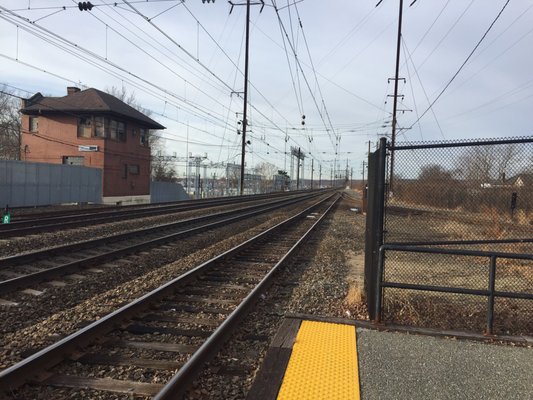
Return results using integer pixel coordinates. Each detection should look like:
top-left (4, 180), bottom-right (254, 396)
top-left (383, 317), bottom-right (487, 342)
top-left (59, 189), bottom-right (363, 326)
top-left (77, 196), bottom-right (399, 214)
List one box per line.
top-left (20, 87), bottom-right (165, 204)
top-left (511, 173), bottom-right (533, 188)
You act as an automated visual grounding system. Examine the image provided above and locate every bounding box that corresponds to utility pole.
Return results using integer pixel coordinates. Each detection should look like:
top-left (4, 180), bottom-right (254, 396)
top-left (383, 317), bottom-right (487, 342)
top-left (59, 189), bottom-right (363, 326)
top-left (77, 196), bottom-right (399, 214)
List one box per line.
top-left (345, 158), bottom-right (349, 186)
top-left (390, 0), bottom-right (404, 190)
top-left (296, 147), bottom-right (301, 190)
top-left (311, 158), bottom-right (314, 189)
top-left (319, 164), bottom-right (322, 188)
top-left (229, 1), bottom-right (264, 195)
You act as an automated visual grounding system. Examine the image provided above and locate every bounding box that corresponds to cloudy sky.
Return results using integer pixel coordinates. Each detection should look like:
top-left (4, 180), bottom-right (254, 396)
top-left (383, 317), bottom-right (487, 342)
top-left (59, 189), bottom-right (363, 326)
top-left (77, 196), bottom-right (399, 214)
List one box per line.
top-left (0, 0), bottom-right (531, 179)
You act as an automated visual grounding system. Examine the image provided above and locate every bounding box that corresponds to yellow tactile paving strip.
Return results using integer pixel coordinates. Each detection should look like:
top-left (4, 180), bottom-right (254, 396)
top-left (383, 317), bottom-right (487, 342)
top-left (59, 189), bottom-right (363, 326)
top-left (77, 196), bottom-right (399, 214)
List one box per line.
top-left (277, 321), bottom-right (360, 400)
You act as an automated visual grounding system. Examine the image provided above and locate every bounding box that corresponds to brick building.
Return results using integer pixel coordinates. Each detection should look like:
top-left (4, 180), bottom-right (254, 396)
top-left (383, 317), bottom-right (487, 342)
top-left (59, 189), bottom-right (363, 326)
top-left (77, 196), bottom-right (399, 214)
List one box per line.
top-left (20, 87), bottom-right (165, 204)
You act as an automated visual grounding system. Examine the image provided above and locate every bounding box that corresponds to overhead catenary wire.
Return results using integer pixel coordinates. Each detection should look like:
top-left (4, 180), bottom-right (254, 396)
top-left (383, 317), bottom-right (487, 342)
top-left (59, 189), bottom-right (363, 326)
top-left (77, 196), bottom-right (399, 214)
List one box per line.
top-left (270, 0), bottom-right (336, 151)
top-left (0, 7), bottom-right (316, 170)
top-left (405, 0), bottom-right (511, 132)
top-left (100, 1), bottom-right (318, 164)
top-left (0, 8), bottom-right (235, 130)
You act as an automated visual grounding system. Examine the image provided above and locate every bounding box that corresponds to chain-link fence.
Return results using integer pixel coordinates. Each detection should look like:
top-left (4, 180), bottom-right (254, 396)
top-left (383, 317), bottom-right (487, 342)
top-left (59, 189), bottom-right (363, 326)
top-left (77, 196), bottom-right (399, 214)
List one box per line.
top-left (386, 137), bottom-right (533, 252)
top-left (368, 136), bottom-right (533, 336)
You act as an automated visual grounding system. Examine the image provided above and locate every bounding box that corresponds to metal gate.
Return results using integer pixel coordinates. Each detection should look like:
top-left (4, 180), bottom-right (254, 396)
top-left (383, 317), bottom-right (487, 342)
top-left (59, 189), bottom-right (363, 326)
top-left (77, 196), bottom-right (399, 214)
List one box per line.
top-left (365, 136), bottom-right (533, 335)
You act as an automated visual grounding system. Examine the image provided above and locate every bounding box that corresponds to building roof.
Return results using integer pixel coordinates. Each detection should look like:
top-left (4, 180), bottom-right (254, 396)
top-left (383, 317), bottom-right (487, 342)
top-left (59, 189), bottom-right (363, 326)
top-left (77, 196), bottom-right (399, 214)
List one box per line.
top-left (511, 173), bottom-right (533, 187)
top-left (21, 88), bottom-right (165, 130)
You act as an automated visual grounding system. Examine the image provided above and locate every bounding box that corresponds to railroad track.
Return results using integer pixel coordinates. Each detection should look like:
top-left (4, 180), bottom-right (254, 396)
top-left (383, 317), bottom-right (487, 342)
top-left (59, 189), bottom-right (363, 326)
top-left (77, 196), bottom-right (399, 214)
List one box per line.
top-left (0, 192), bottom-right (322, 297)
top-left (0, 192), bottom-right (339, 399)
top-left (0, 191), bottom-right (312, 238)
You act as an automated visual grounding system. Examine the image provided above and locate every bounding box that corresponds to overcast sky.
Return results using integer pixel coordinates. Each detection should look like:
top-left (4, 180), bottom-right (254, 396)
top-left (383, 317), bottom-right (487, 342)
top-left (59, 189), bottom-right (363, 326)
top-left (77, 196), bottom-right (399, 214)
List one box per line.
top-left (1, 0), bottom-right (531, 179)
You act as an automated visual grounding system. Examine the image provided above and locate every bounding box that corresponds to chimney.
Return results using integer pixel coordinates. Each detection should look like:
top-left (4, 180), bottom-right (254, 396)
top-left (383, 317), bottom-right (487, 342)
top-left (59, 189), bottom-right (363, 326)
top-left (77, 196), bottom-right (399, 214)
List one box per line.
top-left (67, 87), bottom-right (81, 95)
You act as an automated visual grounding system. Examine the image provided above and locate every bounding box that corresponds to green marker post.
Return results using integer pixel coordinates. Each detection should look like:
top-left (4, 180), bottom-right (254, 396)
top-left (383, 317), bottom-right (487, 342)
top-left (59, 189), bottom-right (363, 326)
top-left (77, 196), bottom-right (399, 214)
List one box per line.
top-left (2, 213), bottom-right (10, 224)
top-left (2, 205), bottom-right (10, 224)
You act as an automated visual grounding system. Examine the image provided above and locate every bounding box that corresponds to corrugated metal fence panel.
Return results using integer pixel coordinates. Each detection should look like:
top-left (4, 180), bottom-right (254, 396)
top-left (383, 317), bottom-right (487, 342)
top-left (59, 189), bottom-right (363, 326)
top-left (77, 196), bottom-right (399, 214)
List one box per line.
top-left (150, 181), bottom-right (188, 203)
top-left (0, 160), bottom-right (102, 207)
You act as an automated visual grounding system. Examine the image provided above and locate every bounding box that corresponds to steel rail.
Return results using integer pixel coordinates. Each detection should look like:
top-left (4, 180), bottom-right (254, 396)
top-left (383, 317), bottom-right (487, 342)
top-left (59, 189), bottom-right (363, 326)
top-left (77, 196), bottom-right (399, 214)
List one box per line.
top-left (0, 192), bottom-right (338, 394)
top-left (0, 190), bottom-right (317, 237)
top-left (155, 193), bottom-right (340, 400)
top-left (9, 190), bottom-right (313, 222)
top-left (0, 192), bottom-right (324, 294)
top-left (0, 192), bottom-right (317, 268)
top-left (4, 191), bottom-right (310, 228)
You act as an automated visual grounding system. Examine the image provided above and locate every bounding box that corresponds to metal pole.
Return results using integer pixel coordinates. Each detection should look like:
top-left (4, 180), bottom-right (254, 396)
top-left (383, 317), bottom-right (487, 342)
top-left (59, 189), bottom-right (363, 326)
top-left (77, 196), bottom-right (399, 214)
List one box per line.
top-left (240, 0), bottom-right (251, 196)
top-left (390, 0), bottom-right (404, 191)
top-left (372, 137), bottom-right (388, 322)
top-left (486, 255), bottom-right (497, 334)
top-left (311, 158), bottom-right (314, 189)
top-left (319, 164), bottom-right (322, 188)
top-left (362, 160), bottom-right (366, 187)
top-left (296, 147), bottom-right (301, 190)
top-left (186, 123), bottom-right (189, 197)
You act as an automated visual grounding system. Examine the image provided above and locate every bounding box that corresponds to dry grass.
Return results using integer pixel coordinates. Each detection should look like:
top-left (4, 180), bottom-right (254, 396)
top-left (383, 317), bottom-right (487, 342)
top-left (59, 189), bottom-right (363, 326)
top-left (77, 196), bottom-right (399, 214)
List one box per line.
top-left (383, 290), bottom-right (533, 336)
top-left (516, 209), bottom-right (533, 225)
top-left (345, 284), bottom-right (363, 306)
top-left (380, 204), bottom-right (533, 336)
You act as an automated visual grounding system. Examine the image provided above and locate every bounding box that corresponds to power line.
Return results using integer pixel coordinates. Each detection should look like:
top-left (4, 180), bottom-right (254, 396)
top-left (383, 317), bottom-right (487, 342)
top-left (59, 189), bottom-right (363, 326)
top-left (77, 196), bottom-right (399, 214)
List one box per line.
top-left (0, 9), bottom-right (237, 131)
top-left (406, 0), bottom-right (511, 131)
top-left (270, 0), bottom-right (336, 151)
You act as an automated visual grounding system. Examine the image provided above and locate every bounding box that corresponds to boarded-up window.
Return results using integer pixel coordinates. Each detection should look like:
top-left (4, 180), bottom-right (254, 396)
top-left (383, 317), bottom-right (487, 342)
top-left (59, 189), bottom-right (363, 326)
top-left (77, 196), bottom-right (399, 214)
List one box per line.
top-left (29, 117), bottom-right (39, 132)
top-left (94, 116), bottom-right (106, 138)
top-left (140, 128), bottom-right (147, 146)
top-left (118, 122), bottom-right (126, 142)
top-left (63, 156), bottom-right (84, 166)
top-left (128, 164), bottom-right (140, 175)
top-left (77, 117), bottom-right (92, 138)
top-left (109, 120), bottom-right (118, 140)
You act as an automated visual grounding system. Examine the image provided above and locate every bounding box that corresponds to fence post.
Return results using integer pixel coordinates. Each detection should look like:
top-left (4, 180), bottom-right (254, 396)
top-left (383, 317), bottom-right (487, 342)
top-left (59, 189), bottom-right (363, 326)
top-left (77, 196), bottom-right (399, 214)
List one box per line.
top-left (486, 255), bottom-right (497, 334)
top-left (364, 138), bottom-right (388, 321)
top-left (375, 246), bottom-right (386, 322)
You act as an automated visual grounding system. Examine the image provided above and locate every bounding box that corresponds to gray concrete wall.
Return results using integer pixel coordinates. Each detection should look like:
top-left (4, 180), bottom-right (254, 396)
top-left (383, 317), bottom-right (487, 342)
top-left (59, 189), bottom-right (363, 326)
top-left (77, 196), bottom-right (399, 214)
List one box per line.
top-left (0, 160), bottom-right (102, 207)
top-left (150, 181), bottom-right (189, 203)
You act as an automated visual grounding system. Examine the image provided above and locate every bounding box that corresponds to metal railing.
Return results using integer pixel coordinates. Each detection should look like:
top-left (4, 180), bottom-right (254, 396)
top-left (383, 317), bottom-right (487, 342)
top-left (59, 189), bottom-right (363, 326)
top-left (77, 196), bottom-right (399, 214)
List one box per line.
top-left (375, 244), bottom-right (533, 335)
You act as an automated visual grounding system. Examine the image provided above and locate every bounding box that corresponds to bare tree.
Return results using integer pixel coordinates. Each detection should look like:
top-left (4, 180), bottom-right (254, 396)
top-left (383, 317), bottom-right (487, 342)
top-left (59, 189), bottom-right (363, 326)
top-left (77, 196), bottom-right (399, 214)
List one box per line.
top-left (0, 86), bottom-right (21, 160)
top-left (456, 144), bottom-right (522, 182)
top-left (151, 157), bottom-right (178, 182)
top-left (254, 161), bottom-right (278, 193)
top-left (418, 164), bottom-right (454, 182)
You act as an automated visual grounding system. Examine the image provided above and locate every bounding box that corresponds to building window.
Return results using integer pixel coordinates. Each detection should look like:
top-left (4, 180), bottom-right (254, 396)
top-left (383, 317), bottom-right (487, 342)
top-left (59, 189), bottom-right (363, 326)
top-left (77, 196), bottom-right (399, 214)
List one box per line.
top-left (128, 164), bottom-right (140, 175)
top-left (94, 116), bottom-right (106, 138)
top-left (109, 120), bottom-right (118, 140)
top-left (77, 117), bottom-right (92, 138)
top-left (29, 116), bottom-right (39, 132)
top-left (63, 156), bottom-right (84, 166)
top-left (140, 128), bottom-right (147, 146)
top-left (122, 164), bottom-right (128, 179)
top-left (118, 122), bottom-right (126, 142)
top-left (131, 127), bottom-right (137, 137)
